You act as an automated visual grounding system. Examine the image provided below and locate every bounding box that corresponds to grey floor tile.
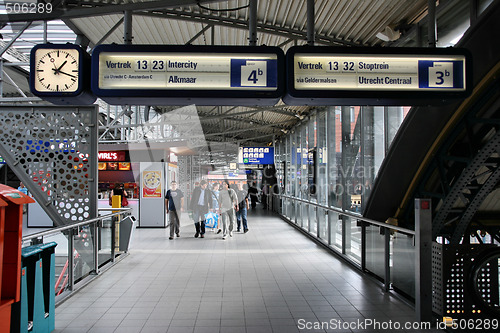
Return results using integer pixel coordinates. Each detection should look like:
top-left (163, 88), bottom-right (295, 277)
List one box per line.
top-left (55, 211), bottom-right (424, 333)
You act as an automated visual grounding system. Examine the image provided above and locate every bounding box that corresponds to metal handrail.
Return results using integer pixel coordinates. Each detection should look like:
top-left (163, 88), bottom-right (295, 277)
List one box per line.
top-left (22, 208), bottom-right (132, 242)
top-left (277, 194), bottom-right (415, 235)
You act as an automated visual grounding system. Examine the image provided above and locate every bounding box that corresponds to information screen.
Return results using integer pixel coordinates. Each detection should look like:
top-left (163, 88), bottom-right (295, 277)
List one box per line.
top-left (238, 147), bottom-right (274, 165)
top-left (98, 53), bottom-right (278, 90)
top-left (284, 46), bottom-right (471, 105)
top-left (293, 54), bottom-right (466, 91)
top-left (91, 45), bottom-right (284, 105)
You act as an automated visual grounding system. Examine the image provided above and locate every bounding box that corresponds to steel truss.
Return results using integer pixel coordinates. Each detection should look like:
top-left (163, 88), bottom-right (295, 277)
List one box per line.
top-left (412, 78), bottom-right (500, 244)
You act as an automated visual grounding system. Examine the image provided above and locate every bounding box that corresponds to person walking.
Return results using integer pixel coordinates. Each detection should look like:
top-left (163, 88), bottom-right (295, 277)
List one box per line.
top-left (210, 182), bottom-right (222, 234)
top-left (219, 181), bottom-right (238, 240)
top-left (236, 182), bottom-right (250, 233)
top-left (165, 181), bottom-right (184, 240)
top-left (190, 180), bottom-right (211, 238)
top-left (248, 181), bottom-right (259, 209)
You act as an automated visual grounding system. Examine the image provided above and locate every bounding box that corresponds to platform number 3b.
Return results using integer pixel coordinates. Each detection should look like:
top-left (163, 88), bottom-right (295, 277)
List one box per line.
top-left (418, 60), bottom-right (464, 89)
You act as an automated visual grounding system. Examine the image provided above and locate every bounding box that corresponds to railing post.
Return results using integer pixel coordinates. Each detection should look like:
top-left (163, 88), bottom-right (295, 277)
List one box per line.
top-left (111, 217), bottom-right (116, 262)
top-left (326, 210), bottom-right (331, 245)
top-left (415, 198), bottom-right (433, 322)
top-left (316, 206), bottom-right (320, 238)
top-left (361, 221), bottom-right (366, 271)
top-left (341, 215), bottom-right (348, 255)
top-left (68, 229), bottom-right (74, 291)
top-left (93, 221), bottom-right (100, 275)
top-left (384, 227), bottom-right (390, 291)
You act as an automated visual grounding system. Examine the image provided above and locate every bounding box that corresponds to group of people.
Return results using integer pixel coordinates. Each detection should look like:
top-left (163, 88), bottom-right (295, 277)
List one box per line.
top-left (165, 180), bottom-right (251, 240)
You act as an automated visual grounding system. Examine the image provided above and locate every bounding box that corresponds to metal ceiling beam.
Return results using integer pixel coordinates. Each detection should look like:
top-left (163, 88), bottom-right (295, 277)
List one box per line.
top-left (0, 22), bottom-right (31, 57)
top-left (195, 106), bottom-right (298, 121)
top-left (186, 24), bottom-right (213, 44)
top-left (135, 9), bottom-right (359, 46)
top-left (90, 17), bottom-right (125, 52)
top-left (203, 120), bottom-right (292, 138)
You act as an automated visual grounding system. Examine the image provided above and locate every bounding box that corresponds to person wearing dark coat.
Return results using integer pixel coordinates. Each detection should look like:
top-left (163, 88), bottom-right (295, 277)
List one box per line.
top-left (190, 180), bottom-right (212, 238)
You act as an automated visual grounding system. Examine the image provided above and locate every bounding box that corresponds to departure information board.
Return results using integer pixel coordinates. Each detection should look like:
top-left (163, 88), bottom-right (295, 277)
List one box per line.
top-left (91, 45), bottom-right (284, 105)
top-left (238, 147), bottom-right (274, 165)
top-left (284, 46), bottom-right (471, 105)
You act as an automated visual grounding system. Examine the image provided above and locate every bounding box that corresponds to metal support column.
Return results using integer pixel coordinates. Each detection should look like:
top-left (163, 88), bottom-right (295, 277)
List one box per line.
top-left (307, 0), bottom-right (315, 46)
top-left (248, 0), bottom-right (258, 46)
top-left (124, 10), bottom-right (133, 45)
top-left (43, 21), bottom-right (48, 43)
top-left (427, 0), bottom-right (437, 47)
top-left (470, 0), bottom-right (478, 26)
top-left (415, 198), bottom-right (433, 322)
top-left (0, 59), bottom-right (3, 97)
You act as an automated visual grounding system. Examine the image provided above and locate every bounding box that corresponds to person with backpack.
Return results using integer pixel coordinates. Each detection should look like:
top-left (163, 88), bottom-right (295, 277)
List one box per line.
top-left (218, 181), bottom-right (238, 240)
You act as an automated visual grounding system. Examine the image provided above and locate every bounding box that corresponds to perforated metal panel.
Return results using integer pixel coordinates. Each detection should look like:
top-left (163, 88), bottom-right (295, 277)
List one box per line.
top-left (0, 105), bottom-right (98, 226)
top-left (432, 243), bottom-right (499, 319)
top-left (432, 242), bottom-right (444, 315)
top-left (476, 260), bottom-right (499, 308)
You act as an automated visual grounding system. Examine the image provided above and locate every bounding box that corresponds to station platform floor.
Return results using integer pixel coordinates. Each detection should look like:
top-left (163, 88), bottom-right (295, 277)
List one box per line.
top-left (53, 208), bottom-right (442, 333)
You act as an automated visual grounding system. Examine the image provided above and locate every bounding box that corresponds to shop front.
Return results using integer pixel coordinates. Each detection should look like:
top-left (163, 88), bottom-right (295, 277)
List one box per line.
top-left (97, 150), bottom-right (139, 219)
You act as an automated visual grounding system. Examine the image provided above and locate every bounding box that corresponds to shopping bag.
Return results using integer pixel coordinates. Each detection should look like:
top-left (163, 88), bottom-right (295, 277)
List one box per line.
top-left (205, 212), bottom-right (218, 229)
top-left (122, 196), bottom-right (129, 207)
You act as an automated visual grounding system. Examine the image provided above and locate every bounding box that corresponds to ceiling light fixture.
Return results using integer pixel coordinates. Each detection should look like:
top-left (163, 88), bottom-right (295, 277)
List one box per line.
top-left (376, 26), bottom-right (401, 42)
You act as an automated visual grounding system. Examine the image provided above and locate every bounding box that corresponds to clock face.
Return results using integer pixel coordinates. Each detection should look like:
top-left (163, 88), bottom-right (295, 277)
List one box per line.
top-left (34, 48), bottom-right (80, 93)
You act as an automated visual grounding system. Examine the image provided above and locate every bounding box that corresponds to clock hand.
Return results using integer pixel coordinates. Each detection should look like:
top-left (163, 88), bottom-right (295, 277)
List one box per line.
top-left (57, 70), bottom-right (77, 78)
top-left (56, 60), bottom-right (68, 72)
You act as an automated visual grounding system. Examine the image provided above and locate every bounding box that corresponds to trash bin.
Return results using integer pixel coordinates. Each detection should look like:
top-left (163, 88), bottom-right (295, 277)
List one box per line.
top-left (0, 184), bottom-right (34, 333)
top-left (119, 216), bottom-right (136, 252)
top-left (14, 242), bottom-right (57, 333)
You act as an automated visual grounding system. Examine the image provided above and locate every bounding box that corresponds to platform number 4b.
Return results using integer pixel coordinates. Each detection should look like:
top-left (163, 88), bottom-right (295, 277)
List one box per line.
top-left (428, 61), bottom-right (454, 88)
top-left (241, 61), bottom-right (267, 87)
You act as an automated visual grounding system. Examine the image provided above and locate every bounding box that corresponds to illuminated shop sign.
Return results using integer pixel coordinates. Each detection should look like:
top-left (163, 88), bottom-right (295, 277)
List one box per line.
top-left (98, 151), bottom-right (126, 162)
top-left (238, 147), bottom-right (274, 165)
top-left (284, 46), bottom-right (471, 105)
top-left (91, 45), bottom-right (285, 105)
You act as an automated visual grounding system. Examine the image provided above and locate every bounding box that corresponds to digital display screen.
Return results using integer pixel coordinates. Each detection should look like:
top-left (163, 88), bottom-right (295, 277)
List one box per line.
top-left (293, 54), bottom-right (466, 91)
top-left (284, 46), bottom-right (471, 105)
top-left (238, 147), bottom-right (274, 165)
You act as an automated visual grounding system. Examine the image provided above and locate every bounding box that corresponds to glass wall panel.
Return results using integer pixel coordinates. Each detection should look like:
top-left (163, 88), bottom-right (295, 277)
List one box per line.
top-left (327, 107), bottom-right (342, 209)
top-left (313, 109), bottom-right (327, 239)
top-left (329, 211), bottom-right (342, 251)
top-left (392, 232), bottom-right (416, 298)
top-left (365, 225), bottom-right (385, 279)
top-left (98, 216), bottom-right (114, 266)
top-left (360, 107), bottom-right (374, 211)
top-left (345, 216), bottom-right (361, 264)
top-left (308, 114), bottom-right (316, 234)
top-left (385, 107), bottom-right (405, 151)
top-left (318, 208), bottom-right (327, 240)
top-left (309, 204), bottom-right (316, 234)
top-left (288, 134), bottom-right (295, 221)
top-left (73, 225), bottom-right (94, 282)
top-left (293, 131), bottom-right (300, 224)
top-left (342, 106), bottom-right (362, 213)
top-left (300, 123), bottom-right (308, 230)
top-left (45, 233), bottom-right (69, 298)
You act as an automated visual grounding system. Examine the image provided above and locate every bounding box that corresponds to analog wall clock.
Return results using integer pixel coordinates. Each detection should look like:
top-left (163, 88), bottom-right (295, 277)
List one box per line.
top-left (30, 43), bottom-right (96, 105)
